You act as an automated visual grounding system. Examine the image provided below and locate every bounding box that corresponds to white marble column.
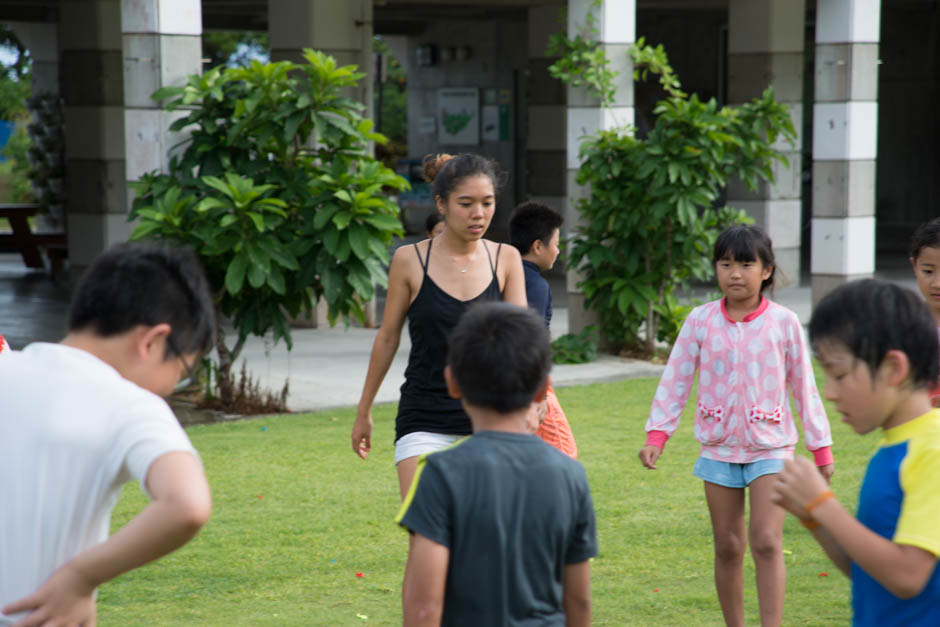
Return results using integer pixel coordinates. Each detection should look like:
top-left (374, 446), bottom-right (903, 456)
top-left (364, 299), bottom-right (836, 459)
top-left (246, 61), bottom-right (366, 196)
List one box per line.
top-left (268, 0), bottom-right (373, 108)
top-left (526, 4), bottom-right (567, 261)
top-left (122, 0), bottom-right (203, 209)
top-left (727, 0), bottom-right (805, 285)
top-left (11, 23), bottom-right (59, 96)
top-left (268, 0), bottom-right (376, 326)
top-left (59, 0), bottom-right (126, 277)
top-left (566, 0), bottom-right (635, 333)
top-left (810, 0), bottom-right (880, 304)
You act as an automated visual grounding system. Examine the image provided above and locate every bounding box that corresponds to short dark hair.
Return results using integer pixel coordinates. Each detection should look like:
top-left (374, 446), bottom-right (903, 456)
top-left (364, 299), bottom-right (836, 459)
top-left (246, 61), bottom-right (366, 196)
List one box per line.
top-left (809, 279), bottom-right (939, 390)
top-left (713, 224), bottom-right (776, 293)
top-left (909, 217), bottom-right (940, 260)
top-left (509, 202), bottom-right (563, 255)
top-left (425, 212), bottom-right (443, 236)
top-left (69, 243), bottom-right (216, 359)
top-left (447, 302), bottom-right (552, 413)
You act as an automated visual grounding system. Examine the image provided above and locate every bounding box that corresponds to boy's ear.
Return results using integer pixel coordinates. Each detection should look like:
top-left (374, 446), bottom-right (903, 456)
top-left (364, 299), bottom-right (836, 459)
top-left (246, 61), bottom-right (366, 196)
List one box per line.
top-left (530, 238), bottom-right (543, 257)
top-left (444, 365), bottom-right (462, 400)
top-left (135, 323), bottom-right (172, 362)
top-left (533, 375), bottom-right (551, 403)
top-left (909, 256), bottom-right (917, 269)
top-left (878, 349), bottom-right (912, 387)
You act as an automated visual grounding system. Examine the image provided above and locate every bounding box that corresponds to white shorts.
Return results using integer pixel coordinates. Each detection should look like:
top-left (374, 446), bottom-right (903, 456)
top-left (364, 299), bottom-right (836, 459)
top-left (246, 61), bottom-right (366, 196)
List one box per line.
top-left (394, 431), bottom-right (463, 464)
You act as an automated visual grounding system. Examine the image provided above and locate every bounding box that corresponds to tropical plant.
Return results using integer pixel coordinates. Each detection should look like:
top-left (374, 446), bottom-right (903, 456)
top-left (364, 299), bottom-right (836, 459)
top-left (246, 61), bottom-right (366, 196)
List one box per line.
top-left (551, 35), bottom-right (795, 354)
top-left (129, 50), bottom-right (409, 406)
top-left (551, 325), bottom-right (599, 365)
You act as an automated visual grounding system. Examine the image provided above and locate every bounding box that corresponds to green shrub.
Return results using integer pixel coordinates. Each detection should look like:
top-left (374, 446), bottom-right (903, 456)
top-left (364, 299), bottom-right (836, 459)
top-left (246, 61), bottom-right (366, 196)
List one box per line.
top-left (130, 51), bottom-right (409, 406)
top-left (551, 36), bottom-right (795, 354)
top-left (552, 325), bottom-right (599, 364)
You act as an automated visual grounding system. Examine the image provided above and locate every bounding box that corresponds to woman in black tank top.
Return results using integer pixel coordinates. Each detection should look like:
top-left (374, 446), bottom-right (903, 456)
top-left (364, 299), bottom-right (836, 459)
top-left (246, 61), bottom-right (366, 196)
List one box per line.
top-left (351, 153), bottom-right (527, 499)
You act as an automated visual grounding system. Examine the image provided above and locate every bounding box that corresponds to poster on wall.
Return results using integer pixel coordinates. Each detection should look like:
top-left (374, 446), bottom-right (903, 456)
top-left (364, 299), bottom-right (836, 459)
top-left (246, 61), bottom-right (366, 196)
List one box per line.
top-left (437, 87), bottom-right (479, 145)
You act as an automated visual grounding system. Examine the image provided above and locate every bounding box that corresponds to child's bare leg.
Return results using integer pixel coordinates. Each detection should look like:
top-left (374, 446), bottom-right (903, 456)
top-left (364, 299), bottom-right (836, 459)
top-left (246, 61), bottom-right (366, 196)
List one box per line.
top-left (748, 474), bottom-right (786, 627)
top-left (397, 456), bottom-right (420, 501)
top-left (704, 481), bottom-right (747, 627)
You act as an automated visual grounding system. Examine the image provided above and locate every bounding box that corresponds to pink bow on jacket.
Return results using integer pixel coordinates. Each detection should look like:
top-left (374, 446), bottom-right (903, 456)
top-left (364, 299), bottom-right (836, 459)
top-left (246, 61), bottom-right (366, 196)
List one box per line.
top-left (698, 403), bottom-right (724, 422)
top-left (747, 406), bottom-right (782, 424)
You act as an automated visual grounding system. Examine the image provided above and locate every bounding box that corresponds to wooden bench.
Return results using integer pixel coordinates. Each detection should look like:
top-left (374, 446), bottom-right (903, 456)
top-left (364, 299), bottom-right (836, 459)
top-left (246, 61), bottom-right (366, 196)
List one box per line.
top-left (0, 203), bottom-right (67, 272)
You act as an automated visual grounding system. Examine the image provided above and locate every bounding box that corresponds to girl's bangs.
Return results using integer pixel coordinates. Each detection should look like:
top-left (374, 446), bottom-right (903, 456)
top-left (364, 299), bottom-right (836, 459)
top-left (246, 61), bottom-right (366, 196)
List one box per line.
top-left (714, 229), bottom-right (759, 263)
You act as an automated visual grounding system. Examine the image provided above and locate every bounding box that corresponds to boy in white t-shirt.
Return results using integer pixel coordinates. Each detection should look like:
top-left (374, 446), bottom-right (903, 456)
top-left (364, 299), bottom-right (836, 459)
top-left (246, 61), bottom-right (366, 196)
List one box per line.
top-left (0, 243), bottom-right (215, 626)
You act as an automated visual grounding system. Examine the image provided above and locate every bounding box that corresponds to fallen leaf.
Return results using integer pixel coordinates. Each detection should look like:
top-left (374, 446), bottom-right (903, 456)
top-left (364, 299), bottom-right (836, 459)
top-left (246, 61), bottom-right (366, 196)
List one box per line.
top-left (818, 572), bottom-right (829, 577)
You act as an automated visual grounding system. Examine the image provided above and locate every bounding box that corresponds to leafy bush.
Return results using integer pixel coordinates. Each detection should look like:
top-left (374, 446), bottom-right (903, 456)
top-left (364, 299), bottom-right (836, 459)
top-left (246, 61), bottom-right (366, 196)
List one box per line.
top-left (551, 325), bottom-right (599, 365)
top-left (130, 50), bottom-right (409, 406)
top-left (555, 38), bottom-right (795, 354)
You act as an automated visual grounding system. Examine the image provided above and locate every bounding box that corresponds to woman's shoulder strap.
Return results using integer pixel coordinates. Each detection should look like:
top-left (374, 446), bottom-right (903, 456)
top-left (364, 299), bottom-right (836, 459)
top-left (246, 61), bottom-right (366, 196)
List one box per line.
top-left (482, 240), bottom-right (500, 276)
top-left (414, 239), bottom-right (432, 274)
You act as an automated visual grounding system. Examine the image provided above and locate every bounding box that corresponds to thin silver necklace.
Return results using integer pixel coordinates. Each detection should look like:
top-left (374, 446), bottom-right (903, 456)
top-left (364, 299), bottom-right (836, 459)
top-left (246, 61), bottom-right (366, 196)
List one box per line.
top-left (440, 237), bottom-right (475, 273)
top-left (453, 255), bottom-right (471, 273)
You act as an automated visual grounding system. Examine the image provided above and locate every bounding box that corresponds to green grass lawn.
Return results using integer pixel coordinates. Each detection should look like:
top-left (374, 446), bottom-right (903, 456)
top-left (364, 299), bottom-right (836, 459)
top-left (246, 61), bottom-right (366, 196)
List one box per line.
top-left (100, 372), bottom-right (876, 625)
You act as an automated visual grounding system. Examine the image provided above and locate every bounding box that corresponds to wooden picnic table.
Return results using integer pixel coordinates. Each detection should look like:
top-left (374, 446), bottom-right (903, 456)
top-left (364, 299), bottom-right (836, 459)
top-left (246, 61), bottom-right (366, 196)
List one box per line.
top-left (0, 203), bottom-right (66, 270)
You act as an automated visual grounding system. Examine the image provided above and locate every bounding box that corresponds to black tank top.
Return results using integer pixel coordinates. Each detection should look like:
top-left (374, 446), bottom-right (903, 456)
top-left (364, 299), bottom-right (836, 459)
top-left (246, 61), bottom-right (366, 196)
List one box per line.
top-left (395, 239), bottom-right (503, 441)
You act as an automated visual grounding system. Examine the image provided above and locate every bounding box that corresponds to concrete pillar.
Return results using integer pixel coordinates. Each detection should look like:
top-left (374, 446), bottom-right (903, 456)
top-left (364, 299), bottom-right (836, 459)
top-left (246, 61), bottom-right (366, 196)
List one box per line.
top-left (726, 0), bottom-right (805, 286)
top-left (268, 0), bottom-right (373, 107)
top-left (527, 5), bottom-right (567, 291)
top-left (565, 0), bottom-right (635, 334)
top-left (11, 23), bottom-right (59, 96)
top-left (122, 0), bottom-right (203, 215)
top-left (810, 0), bottom-right (880, 304)
top-left (59, 0), bottom-right (126, 278)
top-left (268, 0), bottom-right (376, 327)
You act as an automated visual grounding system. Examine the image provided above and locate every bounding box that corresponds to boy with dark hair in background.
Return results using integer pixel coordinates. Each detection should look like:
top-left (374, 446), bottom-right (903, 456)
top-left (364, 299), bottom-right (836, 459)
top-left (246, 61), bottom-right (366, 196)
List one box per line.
top-left (397, 302), bottom-right (597, 626)
top-left (509, 201), bottom-right (578, 458)
top-left (0, 243), bottom-right (215, 626)
top-left (773, 279), bottom-right (940, 624)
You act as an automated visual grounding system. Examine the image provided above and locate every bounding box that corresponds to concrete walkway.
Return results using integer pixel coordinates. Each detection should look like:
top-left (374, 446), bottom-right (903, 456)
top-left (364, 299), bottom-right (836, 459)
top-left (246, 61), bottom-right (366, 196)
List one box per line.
top-left (235, 306), bottom-right (668, 412)
top-left (0, 253), bottom-right (921, 413)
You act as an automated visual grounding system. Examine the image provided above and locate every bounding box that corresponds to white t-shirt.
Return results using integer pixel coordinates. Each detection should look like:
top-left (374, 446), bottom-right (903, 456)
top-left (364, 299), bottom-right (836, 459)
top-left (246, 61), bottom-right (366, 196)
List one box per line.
top-left (0, 343), bottom-right (198, 618)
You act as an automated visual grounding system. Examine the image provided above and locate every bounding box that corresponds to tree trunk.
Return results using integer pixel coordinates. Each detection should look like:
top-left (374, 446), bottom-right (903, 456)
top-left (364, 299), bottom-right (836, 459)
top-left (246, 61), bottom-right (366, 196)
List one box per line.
top-left (213, 307), bottom-right (246, 407)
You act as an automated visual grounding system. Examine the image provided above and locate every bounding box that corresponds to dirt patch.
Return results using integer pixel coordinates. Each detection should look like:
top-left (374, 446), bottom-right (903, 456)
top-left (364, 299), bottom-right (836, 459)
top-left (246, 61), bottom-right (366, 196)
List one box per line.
top-left (168, 398), bottom-right (231, 426)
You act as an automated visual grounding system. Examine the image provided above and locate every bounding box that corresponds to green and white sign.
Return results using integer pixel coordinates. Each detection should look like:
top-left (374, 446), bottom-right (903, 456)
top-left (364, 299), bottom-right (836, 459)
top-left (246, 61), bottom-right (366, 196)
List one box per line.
top-left (437, 87), bottom-right (479, 145)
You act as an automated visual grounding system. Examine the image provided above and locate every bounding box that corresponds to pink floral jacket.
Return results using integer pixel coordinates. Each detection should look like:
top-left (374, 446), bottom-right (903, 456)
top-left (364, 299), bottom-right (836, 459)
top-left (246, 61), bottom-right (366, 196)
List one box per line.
top-left (645, 298), bottom-right (833, 465)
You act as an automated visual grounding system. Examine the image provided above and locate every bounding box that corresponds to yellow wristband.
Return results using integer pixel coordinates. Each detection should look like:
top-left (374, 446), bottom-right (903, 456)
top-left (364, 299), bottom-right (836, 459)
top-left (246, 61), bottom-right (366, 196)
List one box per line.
top-left (805, 490), bottom-right (835, 514)
top-left (799, 518), bottom-right (820, 530)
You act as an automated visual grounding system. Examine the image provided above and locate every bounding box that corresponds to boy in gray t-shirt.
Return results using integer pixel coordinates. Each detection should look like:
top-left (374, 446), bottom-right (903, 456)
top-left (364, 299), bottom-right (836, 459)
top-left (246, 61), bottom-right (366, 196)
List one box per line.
top-left (397, 303), bottom-right (597, 626)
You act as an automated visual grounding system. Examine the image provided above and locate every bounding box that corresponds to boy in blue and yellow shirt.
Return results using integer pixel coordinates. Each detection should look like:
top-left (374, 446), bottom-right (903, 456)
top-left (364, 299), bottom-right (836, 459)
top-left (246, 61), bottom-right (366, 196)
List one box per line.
top-left (773, 279), bottom-right (940, 625)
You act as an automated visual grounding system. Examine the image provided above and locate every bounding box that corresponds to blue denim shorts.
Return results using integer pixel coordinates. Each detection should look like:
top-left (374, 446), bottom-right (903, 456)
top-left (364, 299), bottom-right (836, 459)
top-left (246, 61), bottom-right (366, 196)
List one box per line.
top-left (693, 456), bottom-right (785, 488)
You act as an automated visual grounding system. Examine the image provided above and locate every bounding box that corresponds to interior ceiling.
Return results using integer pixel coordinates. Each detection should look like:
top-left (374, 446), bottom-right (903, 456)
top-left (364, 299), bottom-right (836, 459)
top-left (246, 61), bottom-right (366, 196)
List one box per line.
top-left (0, 0), bottom-right (931, 29)
top-left (1, 0), bottom-right (727, 32)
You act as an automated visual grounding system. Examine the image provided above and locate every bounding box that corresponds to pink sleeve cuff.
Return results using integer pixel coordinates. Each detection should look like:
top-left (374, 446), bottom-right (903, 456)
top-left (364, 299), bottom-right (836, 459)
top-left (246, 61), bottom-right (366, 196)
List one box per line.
top-left (645, 430), bottom-right (668, 450)
top-left (811, 446), bottom-right (834, 467)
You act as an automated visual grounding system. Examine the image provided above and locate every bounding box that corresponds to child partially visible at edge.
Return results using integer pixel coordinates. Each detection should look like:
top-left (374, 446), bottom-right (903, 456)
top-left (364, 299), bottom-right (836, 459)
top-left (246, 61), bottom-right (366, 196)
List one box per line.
top-left (908, 217), bottom-right (940, 407)
top-left (638, 224), bottom-right (834, 627)
top-left (0, 333), bottom-right (8, 354)
top-left (425, 212), bottom-right (445, 239)
top-left (397, 303), bottom-right (596, 626)
top-left (509, 201), bottom-right (579, 459)
top-left (0, 243), bottom-right (214, 626)
top-left (773, 279), bottom-right (940, 625)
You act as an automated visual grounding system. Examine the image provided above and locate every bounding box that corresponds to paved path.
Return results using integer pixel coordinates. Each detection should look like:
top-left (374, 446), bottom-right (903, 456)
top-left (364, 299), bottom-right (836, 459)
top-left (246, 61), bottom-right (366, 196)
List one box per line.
top-left (235, 309), bottom-right (668, 412)
top-left (1, 253), bottom-right (921, 413)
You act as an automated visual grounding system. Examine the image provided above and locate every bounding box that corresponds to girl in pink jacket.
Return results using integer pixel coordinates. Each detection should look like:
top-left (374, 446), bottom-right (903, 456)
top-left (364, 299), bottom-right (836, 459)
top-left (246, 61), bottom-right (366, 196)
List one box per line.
top-left (638, 225), bottom-right (834, 626)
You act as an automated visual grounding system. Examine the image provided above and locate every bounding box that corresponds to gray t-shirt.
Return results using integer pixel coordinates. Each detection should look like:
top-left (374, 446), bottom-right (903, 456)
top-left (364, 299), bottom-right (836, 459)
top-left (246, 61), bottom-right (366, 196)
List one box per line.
top-left (397, 430), bottom-right (597, 626)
